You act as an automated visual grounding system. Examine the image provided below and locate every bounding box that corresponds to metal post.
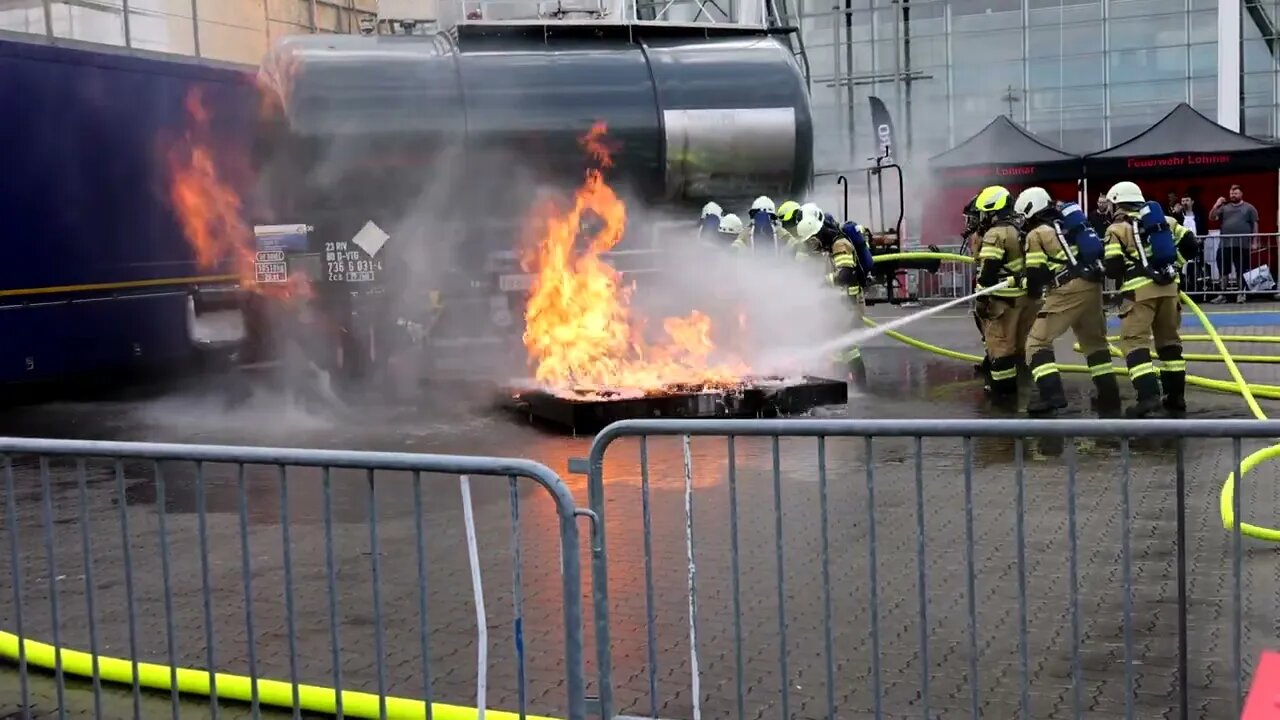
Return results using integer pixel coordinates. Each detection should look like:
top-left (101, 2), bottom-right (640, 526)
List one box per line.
top-left (1218, 0), bottom-right (1241, 130)
top-left (310, 0), bottom-right (319, 32)
top-left (1174, 440), bottom-right (1190, 720)
top-left (190, 0), bottom-right (201, 57)
top-left (122, 0), bottom-right (131, 47)
top-left (42, 0), bottom-right (53, 37)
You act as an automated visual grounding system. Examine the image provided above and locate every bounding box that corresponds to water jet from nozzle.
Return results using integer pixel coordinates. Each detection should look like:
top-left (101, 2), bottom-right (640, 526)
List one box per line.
top-left (759, 282), bottom-right (1012, 370)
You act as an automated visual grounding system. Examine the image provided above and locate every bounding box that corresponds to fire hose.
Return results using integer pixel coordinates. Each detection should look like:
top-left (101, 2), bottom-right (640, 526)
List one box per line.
top-left (870, 251), bottom-right (1280, 542)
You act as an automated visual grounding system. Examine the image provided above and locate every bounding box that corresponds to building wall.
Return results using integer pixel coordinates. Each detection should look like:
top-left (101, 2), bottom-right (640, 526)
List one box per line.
top-left (794, 0), bottom-right (1280, 174)
top-left (0, 0), bottom-right (378, 65)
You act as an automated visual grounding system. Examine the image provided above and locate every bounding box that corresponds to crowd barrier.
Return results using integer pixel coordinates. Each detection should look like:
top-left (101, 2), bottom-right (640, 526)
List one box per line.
top-left (0, 438), bottom-right (595, 720)
top-left (4, 416), bottom-right (1280, 720)
top-left (580, 417), bottom-right (1280, 720)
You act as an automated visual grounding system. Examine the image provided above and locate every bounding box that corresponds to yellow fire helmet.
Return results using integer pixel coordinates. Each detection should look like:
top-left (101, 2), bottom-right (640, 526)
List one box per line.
top-left (777, 200), bottom-right (802, 227)
top-left (974, 185), bottom-right (1011, 213)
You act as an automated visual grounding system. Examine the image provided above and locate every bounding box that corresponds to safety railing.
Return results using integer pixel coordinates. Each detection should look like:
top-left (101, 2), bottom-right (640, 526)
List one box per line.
top-left (0, 437), bottom-right (595, 720)
top-left (578, 417), bottom-right (1280, 720)
top-left (1186, 232), bottom-right (1280, 301)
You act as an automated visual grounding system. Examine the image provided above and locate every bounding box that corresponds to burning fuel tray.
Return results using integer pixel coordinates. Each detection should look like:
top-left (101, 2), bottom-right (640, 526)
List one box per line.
top-left (507, 376), bottom-right (848, 435)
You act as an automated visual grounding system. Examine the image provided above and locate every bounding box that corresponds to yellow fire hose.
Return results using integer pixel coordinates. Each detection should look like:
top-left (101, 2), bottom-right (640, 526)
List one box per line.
top-left (872, 251), bottom-right (1280, 541)
top-left (0, 629), bottom-right (551, 719)
top-left (3, 250), bottom-right (1279, 717)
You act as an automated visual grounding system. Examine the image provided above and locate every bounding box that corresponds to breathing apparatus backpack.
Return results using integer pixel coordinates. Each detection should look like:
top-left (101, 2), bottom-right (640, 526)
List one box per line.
top-left (700, 214), bottom-right (721, 239)
top-left (1052, 202), bottom-right (1105, 283)
top-left (841, 221), bottom-right (876, 272)
top-left (1135, 201), bottom-right (1178, 285)
top-left (752, 209), bottom-right (776, 248)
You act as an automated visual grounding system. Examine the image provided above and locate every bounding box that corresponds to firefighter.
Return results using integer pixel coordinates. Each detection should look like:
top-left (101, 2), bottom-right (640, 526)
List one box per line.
top-left (1015, 187), bottom-right (1121, 417)
top-left (778, 200), bottom-right (811, 260)
top-left (718, 213), bottom-right (747, 249)
top-left (1102, 181), bottom-right (1199, 418)
top-left (794, 203), bottom-right (875, 384)
top-left (699, 201), bottom-right (723, 240)
top-left (972, 185), bottom-right (1034, 405)
top-left (961, 193), bottom-right (990, 379)
top-left (745, 195), bottom-right (783, 253)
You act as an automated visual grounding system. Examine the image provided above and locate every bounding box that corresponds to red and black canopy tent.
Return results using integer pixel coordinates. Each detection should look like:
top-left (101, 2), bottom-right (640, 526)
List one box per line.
top-left (1084, 102), bottom-right (1280, 236)
top-left (924, 115), bottom-right (1084, 241)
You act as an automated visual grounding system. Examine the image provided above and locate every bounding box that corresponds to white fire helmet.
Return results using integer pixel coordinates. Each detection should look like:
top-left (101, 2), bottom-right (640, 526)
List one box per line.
top-left (1014, 187), bottom-right (1052, 219)
top-left (750, 196), bottom-right (776, 217)
top-left (701, 201), bottom-right (723, 219)
top-left (719, 213), bottom-right (744, 235)
top-left (794, 204), bottom-right (825, 241)
top-left (1106, 181), bottom-right (1144, 206)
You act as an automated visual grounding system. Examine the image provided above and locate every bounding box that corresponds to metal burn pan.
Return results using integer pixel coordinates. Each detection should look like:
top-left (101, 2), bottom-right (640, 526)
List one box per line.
top-left (507, 375), bottom-right (848, 435)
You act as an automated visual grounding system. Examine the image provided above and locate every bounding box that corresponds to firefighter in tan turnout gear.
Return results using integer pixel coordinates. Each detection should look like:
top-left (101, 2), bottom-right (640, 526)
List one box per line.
top-left (793, 203), bottom-right (874, 384)
top-left (1103, 181), bottom-right (1200, 418)
top-left (973, 185), bottom-right (1036, 405)
top-left (1015, 187), bottom-right (1121, 417)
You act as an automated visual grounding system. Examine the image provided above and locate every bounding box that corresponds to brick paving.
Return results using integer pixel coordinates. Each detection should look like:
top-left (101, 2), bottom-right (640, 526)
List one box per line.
top-left (1, 306), bottom-right (1279, 720)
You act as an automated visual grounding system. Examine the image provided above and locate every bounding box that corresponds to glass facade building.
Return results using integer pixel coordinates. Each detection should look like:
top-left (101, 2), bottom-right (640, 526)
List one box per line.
top-left (0, 1), bottom-right (378, 65)
top-left (795, 0), bottom-right (1280, 174)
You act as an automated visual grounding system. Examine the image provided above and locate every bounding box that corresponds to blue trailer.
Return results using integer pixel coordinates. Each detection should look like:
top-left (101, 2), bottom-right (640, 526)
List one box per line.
top-left (0, 34), bottom-right (258, 389)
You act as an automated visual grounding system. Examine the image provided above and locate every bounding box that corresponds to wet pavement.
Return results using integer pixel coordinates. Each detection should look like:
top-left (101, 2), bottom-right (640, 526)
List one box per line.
top-left (2, 304), bottom-right (1280, 720)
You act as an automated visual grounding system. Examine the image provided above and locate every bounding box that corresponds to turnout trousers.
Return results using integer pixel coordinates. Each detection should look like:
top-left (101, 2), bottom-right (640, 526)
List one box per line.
top-left (1117, 294), bottom-right (1186, 414)
top-left (1024, 281), bottom-right (1121, 414)
top-left (982, 295), bottom-right (1037, 397)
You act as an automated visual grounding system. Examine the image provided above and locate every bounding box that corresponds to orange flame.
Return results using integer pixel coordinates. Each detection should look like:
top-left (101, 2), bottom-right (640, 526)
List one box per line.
top-left (521, 122), bottom-right (749, 397)
top-left (166, 86), bottom-right (310, 300)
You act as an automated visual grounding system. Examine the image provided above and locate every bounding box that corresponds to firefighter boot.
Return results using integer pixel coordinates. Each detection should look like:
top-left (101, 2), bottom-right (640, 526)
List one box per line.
top-left (1123, 349), bottom-right (1164, 419)
top-left (1157, 345), bottom-right (1187, 417)
top-left (987, 355), bottom-right (1020, 410)
top-left (1026, 350), bottom-right (1068, 417)
top-left (1090, 373), bottom-right (1123, 418)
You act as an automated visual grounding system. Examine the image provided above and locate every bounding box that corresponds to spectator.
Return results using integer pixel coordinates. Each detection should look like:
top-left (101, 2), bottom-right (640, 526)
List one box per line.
top-left (1174, 193), bottom-right (1200, 234)
top-left (1167, 191), bottom-right (1181, 216)
top-left (1089, 193), bottom-right (1111, 236)
top-left (1209, 184), bottom-right (1258, 304)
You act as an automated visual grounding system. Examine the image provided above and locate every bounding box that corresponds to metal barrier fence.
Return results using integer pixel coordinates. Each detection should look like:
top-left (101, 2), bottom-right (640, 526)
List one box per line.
top-left (0, 437), bottom-right (594, 720)
top-left (579, 417), bottom-right (1280, 720)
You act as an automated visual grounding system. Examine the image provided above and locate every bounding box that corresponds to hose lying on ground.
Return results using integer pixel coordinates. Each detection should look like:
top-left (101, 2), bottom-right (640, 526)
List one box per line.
top-left (871, 251), bottom-right (1280, 542)
top-left (0, 630), bottom-right (549, 720)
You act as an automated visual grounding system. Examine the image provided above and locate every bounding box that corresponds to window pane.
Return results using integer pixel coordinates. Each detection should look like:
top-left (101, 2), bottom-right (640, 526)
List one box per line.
top-left (1244, 106), bottom-right (1278, 140)
top-left (1108, 0), bottom-right (1178, 18)
top-left (1108, 13), bottom-right (1188, 50)
top-left (1243, 72), bottom-right (1277, 107)
top-left (905, 34), bottom-right (949, 67)
top-left (1029, 53), bottom-right (1105, 88)
top-left (1191, 77), bottom-right (1218, 108)
top-left (1060, 125), bottom-right (1105, 153)
top-left (1027, 21), bottom-right (1104, 58)
top-left (1028, 86), bottom-right (1105, 116)
top-left (951, 0), bottom-right (1022, 32)
top-left (51, 0), bottom-right (127, 46)
top-left (1029, 2), bottom-right (1101, 24)
top-left (1108, 46), bottom-right (1188, 84)
top-left (1110, 79), bottom-right (1187, 112)
top-left (1188, 10), bottom-right (1217, 44)
top-left (952, 59), bottom-right (1024, 94)
top-left (953, 30), bottom-right (1025, 62)
top-left (1189, 43), bottom-right (1217, 78)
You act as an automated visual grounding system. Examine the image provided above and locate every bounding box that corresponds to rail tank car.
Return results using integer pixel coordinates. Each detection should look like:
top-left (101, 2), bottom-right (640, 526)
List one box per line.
top-left (253, 24), bottom-right (813, 225)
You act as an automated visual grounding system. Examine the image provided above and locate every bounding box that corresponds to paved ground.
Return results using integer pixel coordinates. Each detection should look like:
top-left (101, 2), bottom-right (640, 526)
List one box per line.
top-left (2, 302), bottom-right (1280, 719)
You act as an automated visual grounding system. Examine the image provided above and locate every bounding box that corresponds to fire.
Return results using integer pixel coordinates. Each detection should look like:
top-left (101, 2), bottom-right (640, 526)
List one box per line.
top-left (166, 86), bottom-right (310, 300)
top-left (521, 122), bottom-right (749, 397)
